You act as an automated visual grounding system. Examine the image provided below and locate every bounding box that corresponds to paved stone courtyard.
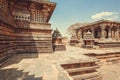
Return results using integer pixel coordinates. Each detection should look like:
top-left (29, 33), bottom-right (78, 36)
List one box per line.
top-left (98, 63), bottom-right (120, 80)
top-left (0, 46), bottom-right (120, 80)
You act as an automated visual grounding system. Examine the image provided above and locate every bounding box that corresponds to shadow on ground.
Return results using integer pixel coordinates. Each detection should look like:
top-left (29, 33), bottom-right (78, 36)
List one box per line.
top-left (0, 54), bottom-right (38, 68)
top-left (0, 68), bottom-right (42, 80)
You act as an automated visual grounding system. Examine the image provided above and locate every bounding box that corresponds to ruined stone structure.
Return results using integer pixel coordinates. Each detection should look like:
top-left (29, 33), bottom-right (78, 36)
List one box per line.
top-left (76, 20), bottom-right (120, 48)
top-left (52, 28), bottom-right (66, 51)
top-left (0, 0), bottom-right (56, 64)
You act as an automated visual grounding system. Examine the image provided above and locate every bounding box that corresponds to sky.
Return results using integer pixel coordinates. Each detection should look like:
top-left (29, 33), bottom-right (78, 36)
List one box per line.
top-left (49, 0), bottom-right (120, 36)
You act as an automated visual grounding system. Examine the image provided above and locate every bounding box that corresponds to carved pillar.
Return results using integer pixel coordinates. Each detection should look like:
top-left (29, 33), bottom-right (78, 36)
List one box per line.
top-left (31, 10), bottom-right (35, 22)
top-left (37, 10), bottom-right (39, 22)
top-left (91, 28), bottom-right (95, 37)
top-left (36, 10), bottom-right (38, 22)
top-left (119, 26), bottom-right (120, 40)
top-left (38, 11), bottom-right (40, 22)
top-left (35, 11), bottom-right (37, 22)
top-left (78, 29), bottom-right (82, 40)
top-left (111, 29), bottom-right (114, 39)
top-left (108, 26), bottom-right (112, 39)
top-left (83, 30), bottom-right (86, 38)
top-left (33, 11), bottom-right (35, 22)
top-left (115, 26), bottom-right (119, 40)
top-left (100, 24), bottom-right (106, 40)
top-left (30, 10), bottom-right (34, 22)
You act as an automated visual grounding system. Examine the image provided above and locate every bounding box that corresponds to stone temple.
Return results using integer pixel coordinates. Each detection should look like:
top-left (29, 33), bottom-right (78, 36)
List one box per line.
top-left (73, 20), bottom-right (120, 48)
top-left (0, 1), bottom-right (120, 80)
top-left (0, 0), bottom-right (56, 63)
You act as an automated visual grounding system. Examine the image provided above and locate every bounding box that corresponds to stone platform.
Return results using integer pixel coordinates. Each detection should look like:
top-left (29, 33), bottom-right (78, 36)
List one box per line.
top-left (53, 44), bottom-right (66, 51)
top-left (96, 41), bottom-right (120, 48)
top-left (84, 47), bottom-right (120, 66)
top-left (0, 46), bottom-right (120, 80)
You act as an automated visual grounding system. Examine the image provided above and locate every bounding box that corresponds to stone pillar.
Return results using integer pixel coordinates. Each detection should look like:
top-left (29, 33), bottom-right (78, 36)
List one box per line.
top-left (115, 26), bottom-right (119, 40)
top-left (30, 10), bottom-right (35, 22)
top-left (119, 26), bottom-right (120, 40)
top-left (83, 30), bottom-right (86, 38)
top-left (35, 11), bottom-right (37, 22)
top-left (100, 24), bottom-right (106, 40)
top-left (78, 29), bottom-right (82, 40)
top-left (91, 28), bottom-right (95, 37)
top-left (111, 30), bottom-right (114, 39)
top-left (37, 10), bottom-right (38, 22)
top-left (108, 27), bottom-right (112, 39)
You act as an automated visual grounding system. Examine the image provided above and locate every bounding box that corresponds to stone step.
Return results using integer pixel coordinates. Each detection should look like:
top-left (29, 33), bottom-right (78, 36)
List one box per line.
top-left (16, 42), bottom-right (52, 46)
top-left (16, 46), bottom-right (53, 48)
top-left (0, 45), bottom-right (16, 50)
top-left (85, 75), bottom-right (102, 80)
top-left (71, 72), bottom-right (100, 80)
top-left (16, 49), bottom-right (53, 53)
top-left (15, 37), bottom-right (52, 41)
top-left (0, 46), bottom-right (16, 53)
top-left (66, 66), bottom-right (99, 74)
top-left (14, 40), bottom-right (52, 43)
top-left (17, 50), bottom-right (53, 53)
top-left (106, 57), bottom-right (120, 62)
top-left (0, 50), bottom-right (16, 64)
top-left (96, 55), bottom-right (118, 59)
top-left (61, 62), bottom-right (96, 69)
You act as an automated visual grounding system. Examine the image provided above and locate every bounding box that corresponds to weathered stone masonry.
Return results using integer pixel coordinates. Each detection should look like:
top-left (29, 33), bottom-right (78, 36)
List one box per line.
top-left (0, 0), bottom-right (56, 64)
top-left (76, 20), bottom-right (120, 48)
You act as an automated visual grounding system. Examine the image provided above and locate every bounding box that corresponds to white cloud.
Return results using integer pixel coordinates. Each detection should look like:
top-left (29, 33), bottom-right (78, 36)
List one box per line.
top-left (91, 11), bottom-right (119, 20)
top-left (106, 16), bottom-right (119, 20)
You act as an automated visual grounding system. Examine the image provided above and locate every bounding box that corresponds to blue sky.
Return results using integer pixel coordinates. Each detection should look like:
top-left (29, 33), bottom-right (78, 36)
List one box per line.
top-left (50, 0), bottom-right (120, 36)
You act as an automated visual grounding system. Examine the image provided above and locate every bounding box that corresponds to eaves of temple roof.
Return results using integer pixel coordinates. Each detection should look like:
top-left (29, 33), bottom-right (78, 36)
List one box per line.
top-left (9, 0), bottom-right (56, 22)
top-left (76, 19), bottom-right (120, 30)
top-left (29, 0), bottom-right (56, 5)
top-left (30, 0), bottom-right (56, 22)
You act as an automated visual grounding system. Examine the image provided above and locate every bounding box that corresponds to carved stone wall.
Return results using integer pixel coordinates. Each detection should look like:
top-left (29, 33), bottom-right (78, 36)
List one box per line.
top-left (76, 20), bottom-right (120, 48)
top-left (0, 24), bottom-right (16, 64)
top-left (0, 0), bottom-right (16, 64)
top-left (0, 0), bottom-right (56, 64)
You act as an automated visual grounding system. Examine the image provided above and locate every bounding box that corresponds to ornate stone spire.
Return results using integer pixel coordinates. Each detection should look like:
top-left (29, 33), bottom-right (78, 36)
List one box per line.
top-left (52, 28), bottom-right (66, 51)
top-left (52, 28), bottom-right (62, 38)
